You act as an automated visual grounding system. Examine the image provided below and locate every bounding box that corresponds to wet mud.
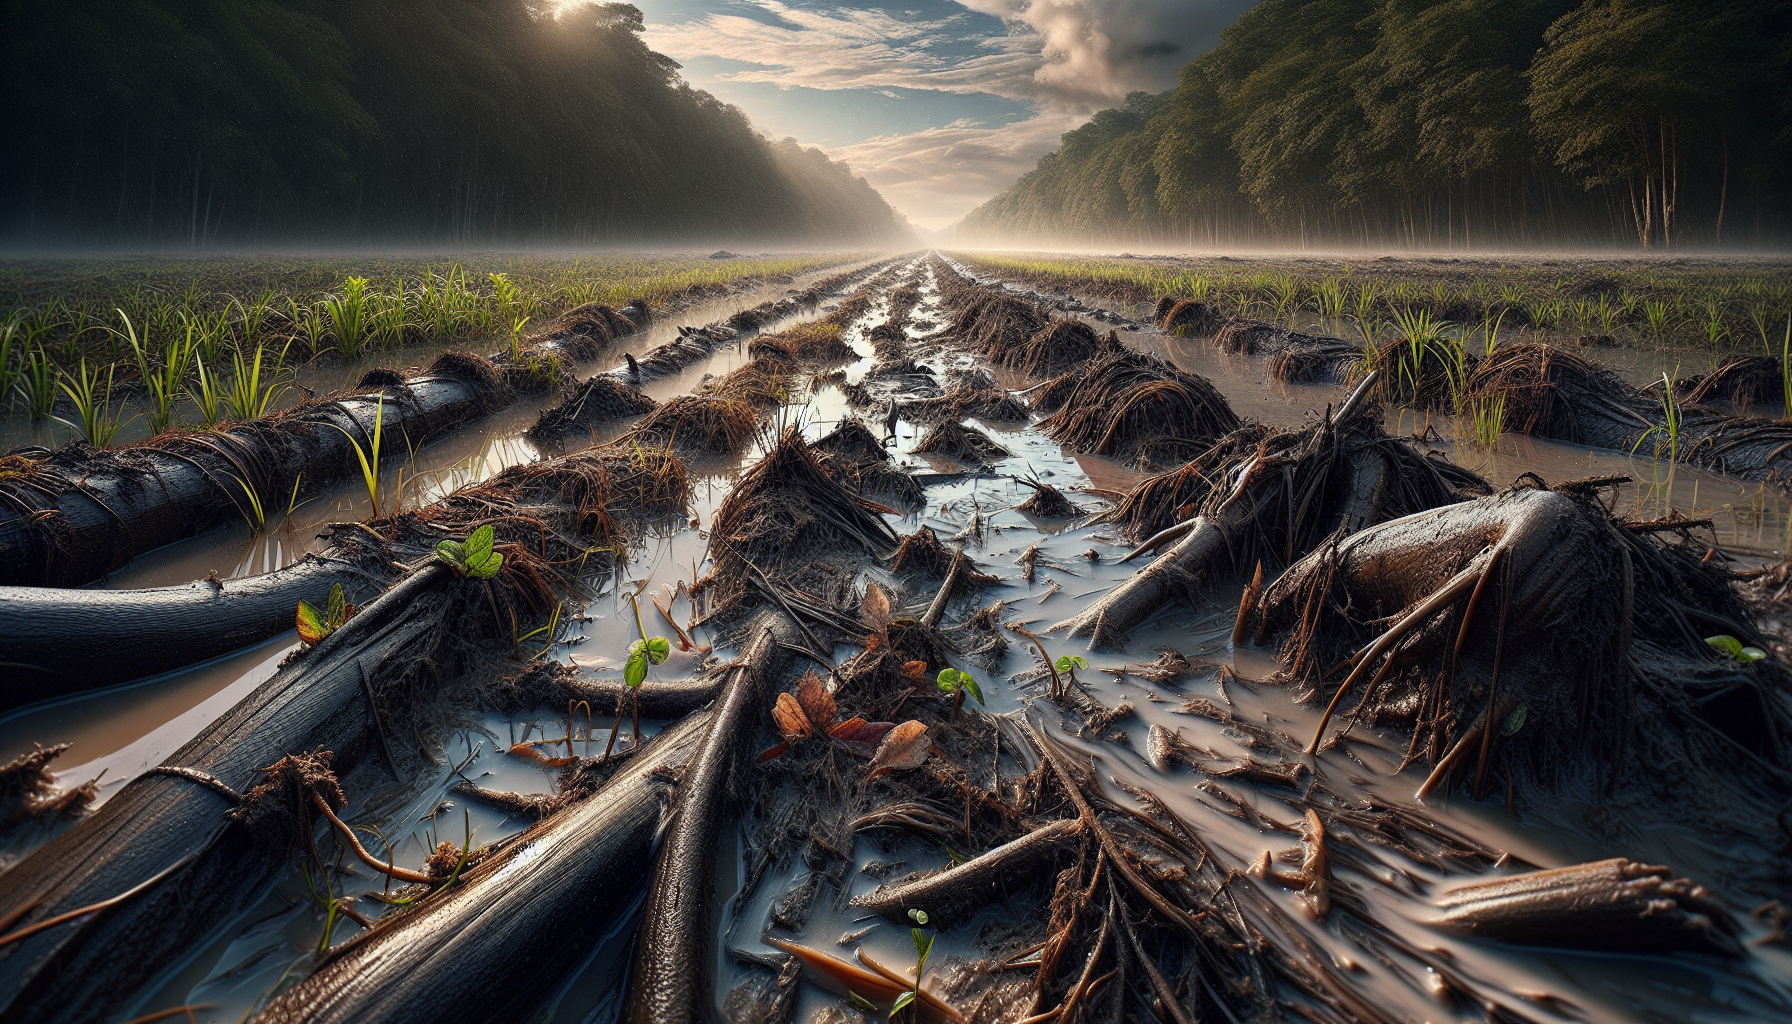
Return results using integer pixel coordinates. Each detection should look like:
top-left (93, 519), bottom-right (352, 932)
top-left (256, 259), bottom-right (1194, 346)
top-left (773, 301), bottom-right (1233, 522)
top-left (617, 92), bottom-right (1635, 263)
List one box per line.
top-left (0, 253), bottom-right (1789, 1024)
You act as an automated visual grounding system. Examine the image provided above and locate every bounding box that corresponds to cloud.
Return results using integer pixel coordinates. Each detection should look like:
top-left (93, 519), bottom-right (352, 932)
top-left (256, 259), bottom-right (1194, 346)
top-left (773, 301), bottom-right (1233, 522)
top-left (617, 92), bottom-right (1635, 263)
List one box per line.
top-left (956, 0), bottom-right (1254, 108)
top-left (828, 111), bottom-right (1086, 231)
top-left (643, 5), bottom-right (1045, 103)
top-left (639, 1), bottom-right (1255, 226)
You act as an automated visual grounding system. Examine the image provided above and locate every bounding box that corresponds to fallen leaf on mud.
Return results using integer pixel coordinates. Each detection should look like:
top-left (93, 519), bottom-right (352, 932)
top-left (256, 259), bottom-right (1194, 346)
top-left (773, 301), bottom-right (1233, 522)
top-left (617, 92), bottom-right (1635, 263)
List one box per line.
top-left (773, 693), bottom-right (812, 738)
top-left (795, 670), bottom-right (837, 731)
top-left (900, 660), bottom-right (927, 680)
top-left (863, 583), bottom-right (891, 628)
top-left (866, 721), bottom-right (930, 778)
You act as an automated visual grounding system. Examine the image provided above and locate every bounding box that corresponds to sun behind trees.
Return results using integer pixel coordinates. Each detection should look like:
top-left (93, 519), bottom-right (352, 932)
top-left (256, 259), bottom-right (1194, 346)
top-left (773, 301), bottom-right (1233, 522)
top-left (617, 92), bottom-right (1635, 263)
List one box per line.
top-left (957, 0), bottom-right (1792, 250)
top-left (0, 0), bottom-right (913, 246)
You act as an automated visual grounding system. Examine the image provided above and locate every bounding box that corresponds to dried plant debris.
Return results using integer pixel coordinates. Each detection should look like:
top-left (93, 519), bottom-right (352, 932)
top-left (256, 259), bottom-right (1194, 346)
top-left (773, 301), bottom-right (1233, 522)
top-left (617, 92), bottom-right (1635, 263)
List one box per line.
top-left (527, 375), bottom-right (657, 449)
top-left (0, 743), bottom-right (97, 830)
top-left (700, 427), bottom-right (899, 618)
top-left (1014, 478), bottom-right (1082, 519)
top-left (1677, 353), bottom-right (1783, 411)
top-left (901, 369), bottom-right (1030, 424)
top-left (1270, 338), bottom-right (1366, 384)
top-left (1256, 480), bottom-right (1792, 846)
top-left (623, 395), bottom-right (758, 456)
top-left (1156, 296), bottom-right (1227, 334)
top-left (914, 420), bottom-right (1011, 466)
top-left (1036, 351), bottom-right (1240, 468)
top-left (1002, 320), bottom-right (1125, 378)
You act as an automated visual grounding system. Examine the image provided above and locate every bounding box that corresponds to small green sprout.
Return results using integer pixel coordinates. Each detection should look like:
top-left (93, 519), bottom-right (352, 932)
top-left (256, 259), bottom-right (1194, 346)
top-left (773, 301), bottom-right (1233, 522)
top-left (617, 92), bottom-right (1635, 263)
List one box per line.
top-left (625, 636), bottom-right (672, 687)
top-left (891, 908), bottom-right (932, 1019)
top-left (936, 667), bottom-right (984, 719)
top-left (1706, 635), bottom-right (1767, 663)
top-left (605, 594), bottom-right (672, 762)
top-left (296, 583), bottom-right (354, 646)
top-left (436, 523), bottom-right (504, 580)
top-left (1053, 654), bottom-right (1087, 683)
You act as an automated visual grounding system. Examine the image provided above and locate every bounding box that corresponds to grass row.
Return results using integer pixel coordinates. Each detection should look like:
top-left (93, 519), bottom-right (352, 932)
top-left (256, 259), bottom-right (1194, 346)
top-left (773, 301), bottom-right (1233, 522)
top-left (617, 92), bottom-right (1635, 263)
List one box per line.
top-left (0, 253), bottom-right (862, 447)
top-left (952, 251), bottom-right (1792, 354)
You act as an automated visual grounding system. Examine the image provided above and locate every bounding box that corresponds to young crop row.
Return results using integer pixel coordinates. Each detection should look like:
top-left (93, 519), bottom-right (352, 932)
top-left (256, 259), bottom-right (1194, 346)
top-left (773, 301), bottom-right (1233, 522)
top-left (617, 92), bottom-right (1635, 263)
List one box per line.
top-left (956, 253), bottom-right (1792, 353)
top-left (0, 254), bottom-right (854, 447)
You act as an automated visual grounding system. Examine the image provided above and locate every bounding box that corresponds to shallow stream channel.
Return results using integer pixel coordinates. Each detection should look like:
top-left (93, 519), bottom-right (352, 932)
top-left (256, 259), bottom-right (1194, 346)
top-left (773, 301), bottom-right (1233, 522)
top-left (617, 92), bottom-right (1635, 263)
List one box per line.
top-left (1, 253), bottom-right (1788, 1024)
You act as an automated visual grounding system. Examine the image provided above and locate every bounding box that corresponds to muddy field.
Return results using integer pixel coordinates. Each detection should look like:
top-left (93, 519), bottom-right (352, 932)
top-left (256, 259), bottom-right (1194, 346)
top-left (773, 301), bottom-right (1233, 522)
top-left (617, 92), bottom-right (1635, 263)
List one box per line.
top-left (1, 253), bottom-right (1789, 1024)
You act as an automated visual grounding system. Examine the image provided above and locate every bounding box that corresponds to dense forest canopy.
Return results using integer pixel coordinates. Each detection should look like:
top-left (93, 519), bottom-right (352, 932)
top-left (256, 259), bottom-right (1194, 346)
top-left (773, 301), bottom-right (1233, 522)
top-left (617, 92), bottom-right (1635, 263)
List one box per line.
top-left (958, 0), bottom-right (1792, 249)
top-left (0, 0), bottom-right (912, 246)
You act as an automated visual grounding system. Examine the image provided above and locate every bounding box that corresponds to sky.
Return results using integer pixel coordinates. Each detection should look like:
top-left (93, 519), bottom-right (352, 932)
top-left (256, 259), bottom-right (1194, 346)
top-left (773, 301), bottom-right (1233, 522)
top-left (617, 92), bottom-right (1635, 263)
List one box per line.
top-left (619, 0), bottom-right (1258, 231)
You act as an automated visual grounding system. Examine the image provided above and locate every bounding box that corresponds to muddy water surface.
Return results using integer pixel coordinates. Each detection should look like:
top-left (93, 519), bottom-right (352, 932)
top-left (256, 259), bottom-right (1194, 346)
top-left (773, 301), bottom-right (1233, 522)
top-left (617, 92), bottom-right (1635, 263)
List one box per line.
top-left (5, 255), bottom-right (1789, 1023)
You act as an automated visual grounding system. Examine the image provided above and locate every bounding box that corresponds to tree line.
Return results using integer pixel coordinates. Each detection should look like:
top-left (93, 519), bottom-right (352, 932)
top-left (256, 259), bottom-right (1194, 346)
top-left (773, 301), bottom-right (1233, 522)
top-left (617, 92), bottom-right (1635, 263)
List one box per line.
top-left (958, 0), bottom-right (1792, 249)
top-left (1, 0), bottom-right (912, 246)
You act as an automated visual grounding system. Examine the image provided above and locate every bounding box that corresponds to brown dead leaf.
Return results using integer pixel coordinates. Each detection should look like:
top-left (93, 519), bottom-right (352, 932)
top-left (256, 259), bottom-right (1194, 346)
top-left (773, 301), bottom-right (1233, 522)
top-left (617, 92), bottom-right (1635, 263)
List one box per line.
top-left (866, 720), bottom-right (930, 778)
top-left (862, 582), bottom-right (891, 628)
top-left (794, 671), bottom-right (836, 733)
top-left (772, 692), bottom-right (812, 738)
top-left (900, 660), bottom-right (927, 680)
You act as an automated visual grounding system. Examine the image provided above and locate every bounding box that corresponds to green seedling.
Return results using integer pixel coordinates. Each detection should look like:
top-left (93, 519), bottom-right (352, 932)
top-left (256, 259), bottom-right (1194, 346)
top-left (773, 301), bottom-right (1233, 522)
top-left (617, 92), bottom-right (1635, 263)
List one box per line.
top-left (330, 396), bottom-right (387, 518)
top-left (1053, 654), bottom-right (1087, 686)
top-left (322, 276), bottom-right (370, 358)
top-left (604, 595), bottom-right (670, 760)
top-left (625, 634), bottom-right (672, 687)
top-left (1706, 634), bottom-right (1766, 663)
top-left (436, 523), bottom-right (504, 580)
top-left (54, 359), bottom-right (123, 446)
top-left (1780, 316), bottom-right (1791, 421)
top-left (190, 353), bottom-right (226, 425)
top-left (225, 343), bottom-right (288, 421)
top-left (15, 343), bottom-right (56, 419)
top-left (936, 667), bottom-right (984, 719)
top-left (296, 583), bottom-right (355, 646)
top-left (891, 908), bottom-right (932, 1019)
top-left (116, 309), bottom-right (192, 434)
top-left (1631, 373), bottom-right (1682, 462)
top-left (228, 474), bottom-right (268, 532)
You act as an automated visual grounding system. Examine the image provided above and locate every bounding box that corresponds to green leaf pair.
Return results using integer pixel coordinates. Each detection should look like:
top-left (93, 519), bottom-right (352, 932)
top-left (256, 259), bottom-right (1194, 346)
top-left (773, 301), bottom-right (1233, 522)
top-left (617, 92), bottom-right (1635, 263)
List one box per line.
top-left (890, 908), bottom-right (933, 1019)
top-left (436, 524), bottom-right (504, 580)
top-left (935, 667), bottom-right (985, 705)
top-left (1053, 654), bottom-right (1088, 673)
top-left (624, 636), bottom-right (671, 687)
top-left (1705, 634), bottom-right (1767, 664)
top-left (296, 583), bottom-right (354, 646)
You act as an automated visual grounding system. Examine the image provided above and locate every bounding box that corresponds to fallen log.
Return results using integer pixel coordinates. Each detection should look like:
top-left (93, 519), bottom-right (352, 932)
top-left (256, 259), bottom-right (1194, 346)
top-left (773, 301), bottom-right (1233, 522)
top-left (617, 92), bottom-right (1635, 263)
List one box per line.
top-left (248, 702), bottom-right (718, 1024)
top-left (0, 551), bottom-right (397, 703)
top-left (0, 351), bottom-right (504, 588)
top-left (1056, 373), bottom-right (1485, 647)
top-left (1434, 858), bottom-right (1743, 955)
top-left (849, 818), bottom-right (1082, 930)
top-left (624, 621), bottom-right (791, 1023)
top-left (0, 566), bottom-right (465, 1023)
